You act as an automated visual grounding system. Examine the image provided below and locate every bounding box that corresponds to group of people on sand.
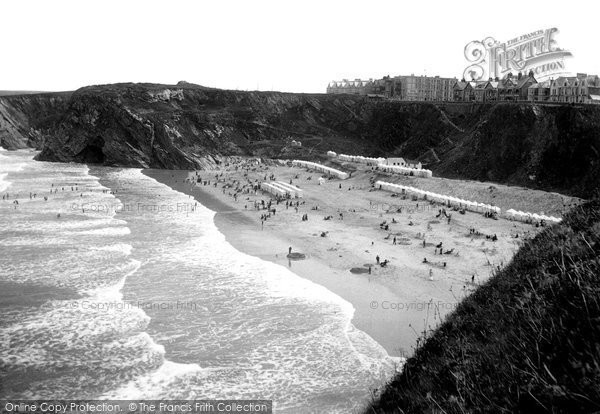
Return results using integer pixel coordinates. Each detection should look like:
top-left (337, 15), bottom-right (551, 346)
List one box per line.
top-left (196, 158), bottom-right (335, 229)
top-left (483, 211), bottom-right (498, 219)
top-left (375, 255), bottom-right (389, 268)
top-left (469, 227), bottom-right (498, 241)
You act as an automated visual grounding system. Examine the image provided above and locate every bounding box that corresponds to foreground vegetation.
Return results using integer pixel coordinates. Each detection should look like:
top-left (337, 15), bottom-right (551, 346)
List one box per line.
top-left (367, 200), bottom-right (600, 413)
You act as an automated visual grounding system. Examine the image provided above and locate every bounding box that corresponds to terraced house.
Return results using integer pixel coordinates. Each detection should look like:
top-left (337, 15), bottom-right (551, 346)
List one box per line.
top-left (548, 74), bottom-right (600, 103)
top-left (454, 72), bottom-right (537, 102)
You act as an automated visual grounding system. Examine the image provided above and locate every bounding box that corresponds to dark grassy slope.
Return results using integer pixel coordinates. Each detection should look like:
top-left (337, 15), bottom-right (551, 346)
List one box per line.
top-left (366, 200), bottom-right (600, 414)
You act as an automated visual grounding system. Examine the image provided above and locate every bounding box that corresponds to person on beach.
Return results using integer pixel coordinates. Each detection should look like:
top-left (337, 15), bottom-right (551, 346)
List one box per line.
top-left (393, 237), bottom-right (397, 245)
top-left (289, 246), bottom-right (292, 254)
top-left (376, 255), bottom-right (380, 264)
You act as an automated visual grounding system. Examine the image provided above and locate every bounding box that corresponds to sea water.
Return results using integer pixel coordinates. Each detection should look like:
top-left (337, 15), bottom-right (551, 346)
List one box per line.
top-left (0, 150), bottom-right (399, 413)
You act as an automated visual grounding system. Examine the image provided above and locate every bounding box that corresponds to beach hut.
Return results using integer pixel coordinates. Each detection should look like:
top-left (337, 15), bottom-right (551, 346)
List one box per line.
top-left (272, 181), bottom-right (303, 198)
top-left (261, 182), bottom-right (287, 197)
top-left (374, 180), bottom-right (502, 217)
top-left (292, 160), bottom-right (349, 180)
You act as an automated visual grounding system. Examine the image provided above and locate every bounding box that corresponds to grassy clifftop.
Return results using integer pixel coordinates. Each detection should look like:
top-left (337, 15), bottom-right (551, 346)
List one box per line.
top-left (367, 200), bottom-right (600, 414)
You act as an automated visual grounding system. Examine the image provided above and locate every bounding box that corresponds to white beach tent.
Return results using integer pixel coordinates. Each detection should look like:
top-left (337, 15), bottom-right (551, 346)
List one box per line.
top-left (337, 153), bottom-right (386, 166)
top-left (272, 181), bottom-right (303, 198)
top-left (261, 182), bottom-right (287, 197)
top-left (374, 180), bottom-right (501, 216)
top-left (292, 160), bottom-right (349, 180)
top-left (377, 163), bottom-right (433, 178)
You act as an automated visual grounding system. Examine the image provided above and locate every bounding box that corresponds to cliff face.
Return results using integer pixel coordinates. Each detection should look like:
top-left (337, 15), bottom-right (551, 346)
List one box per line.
top-left (0, 93), bottom-right (71, 150)
top-left (35, 83), bottom-right (377, 169)
top-left (348, 101), bottom-right (600, 198)
top-left (2, 82), bottom-right (598, 198)
top-left (432, 104), bottom-right (600, 199)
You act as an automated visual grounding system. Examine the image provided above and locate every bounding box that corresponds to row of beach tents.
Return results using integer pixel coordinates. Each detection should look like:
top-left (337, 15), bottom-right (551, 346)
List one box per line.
top-left (336, 153), bottom-right (386, 166)
top-left (377, 164), bottom-right (433, 178)
top-left (505, 209), bottom-right (561, 223)
top-left (327, 151), bottom-right (432, 178)
top-left (292, 160), bottom-right (349, 179)
top-left (375, 180), bottom-right (563, 222)
top-left (376, 181), bottom-right (500, 214)
top-left (261, 181), bottom-right (303, 198)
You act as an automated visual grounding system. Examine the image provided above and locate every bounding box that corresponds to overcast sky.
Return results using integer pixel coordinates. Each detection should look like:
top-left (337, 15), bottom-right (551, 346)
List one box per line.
top-left (1, 0), bottom-right (598, 93)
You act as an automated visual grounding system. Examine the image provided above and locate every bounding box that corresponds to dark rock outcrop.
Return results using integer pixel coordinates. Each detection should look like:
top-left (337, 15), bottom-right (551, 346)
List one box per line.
top-left (0, 92), bottom-right (71, 150)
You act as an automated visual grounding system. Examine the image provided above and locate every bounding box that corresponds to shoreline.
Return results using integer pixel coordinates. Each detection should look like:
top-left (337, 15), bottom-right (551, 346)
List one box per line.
top-left (143, 164), bottom-right (578, 359)
top-left (144, 169), bottom-right (422, 357)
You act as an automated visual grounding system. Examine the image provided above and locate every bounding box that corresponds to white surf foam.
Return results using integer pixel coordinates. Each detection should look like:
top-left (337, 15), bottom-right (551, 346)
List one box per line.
top-left (0, 173), bottom-right (9, 192)
top-left (100, 359), bottom-right (203, 399)
top-left (135, 170), bottom-right (397, 373)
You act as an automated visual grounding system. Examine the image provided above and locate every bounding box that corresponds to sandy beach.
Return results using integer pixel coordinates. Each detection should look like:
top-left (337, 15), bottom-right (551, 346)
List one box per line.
top-left (145, 159), bottom-right (581, 358)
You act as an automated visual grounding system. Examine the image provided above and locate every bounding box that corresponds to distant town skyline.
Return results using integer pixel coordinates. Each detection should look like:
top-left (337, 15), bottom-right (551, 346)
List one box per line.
top-left (1, 0), bottom-right (598, 93)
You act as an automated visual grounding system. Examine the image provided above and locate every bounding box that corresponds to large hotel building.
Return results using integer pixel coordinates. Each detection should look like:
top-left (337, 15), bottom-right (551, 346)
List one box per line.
top-left (326, 74), bottom-right (456, 101)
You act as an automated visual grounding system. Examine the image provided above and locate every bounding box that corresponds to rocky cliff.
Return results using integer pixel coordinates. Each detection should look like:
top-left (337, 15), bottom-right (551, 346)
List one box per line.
top-left (364, 102), bottom-right (600, 199)
top-left (0, 92), bottom-right (71, 150)
top-left (1, 82), bottom-right (598, 198)
top-left (35, 82), bottom-right (377, 169)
